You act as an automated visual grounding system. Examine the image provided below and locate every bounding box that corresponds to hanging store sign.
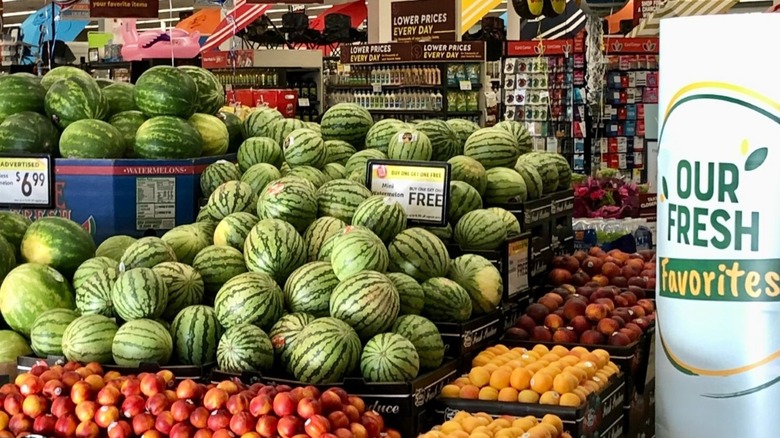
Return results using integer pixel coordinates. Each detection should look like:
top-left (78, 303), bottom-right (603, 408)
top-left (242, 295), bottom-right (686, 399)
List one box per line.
top-left (391, 0), bottom-right (457, 42)
top-left (89, 0), bottom-right (159, 18)
top-left (341, 41), bottom-right (485, 64)
top-left (606, 37), bottom-right (659, 54)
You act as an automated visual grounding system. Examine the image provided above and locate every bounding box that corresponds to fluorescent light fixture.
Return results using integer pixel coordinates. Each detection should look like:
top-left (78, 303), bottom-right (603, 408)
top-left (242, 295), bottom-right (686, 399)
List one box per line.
top-left (2, 23), bottom-right (21, 28)
top-left (137, 17), bottom-right (178, 24)
top-left (159, 6), bottom-right (193, 13)
top-left (490, 8), bottom-right (507, 12)
top-left (85, 24), bottom-right (99, 29)
top-left (3, 9), bottom-right (37, 17)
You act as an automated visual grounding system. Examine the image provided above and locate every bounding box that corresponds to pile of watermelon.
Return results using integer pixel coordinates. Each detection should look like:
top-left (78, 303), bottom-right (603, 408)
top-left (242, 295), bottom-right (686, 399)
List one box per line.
top-left (0, 65), bottom-right (243, 160)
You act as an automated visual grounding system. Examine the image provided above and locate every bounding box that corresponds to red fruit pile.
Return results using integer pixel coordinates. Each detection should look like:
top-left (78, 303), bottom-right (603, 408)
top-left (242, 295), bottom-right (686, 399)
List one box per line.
top-left (506, 285), bottom-right (655, 346)
top-left (549, 249), bottom-right (656, 290)
top-left (0, 361), bottom-right (395, 438)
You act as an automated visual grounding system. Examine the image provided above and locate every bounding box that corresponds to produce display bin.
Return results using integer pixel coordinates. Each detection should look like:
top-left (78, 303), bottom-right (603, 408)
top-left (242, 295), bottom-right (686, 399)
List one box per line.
top-left (435, 310), bottom-right (503, 359)
top-left (17, 356), bottom-right (214, 382)
top-left (500, 295), bottom-right (531, 332)
top-left (550, 189), bottom-right (575, 218)
top-left (530, 246), bottom-right (554, 285)
top-left (626, 378), bottom-right (655, 438)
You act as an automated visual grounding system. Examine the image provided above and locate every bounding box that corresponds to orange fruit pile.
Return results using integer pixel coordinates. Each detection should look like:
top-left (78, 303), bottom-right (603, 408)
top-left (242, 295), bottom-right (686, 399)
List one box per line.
top-left (420, 411), bottom-right (572, 438)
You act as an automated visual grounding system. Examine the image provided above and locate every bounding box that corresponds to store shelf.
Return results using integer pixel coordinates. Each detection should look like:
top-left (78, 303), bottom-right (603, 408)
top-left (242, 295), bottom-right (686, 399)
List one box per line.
top-left (367, 109), bottom-right (444, 116)
top-left (447, 111), bottom-right (482, 117)
top-left (327, 84), bottom-right (443, 90)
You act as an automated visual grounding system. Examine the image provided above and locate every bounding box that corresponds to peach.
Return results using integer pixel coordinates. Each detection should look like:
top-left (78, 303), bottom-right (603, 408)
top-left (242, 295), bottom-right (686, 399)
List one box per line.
top-left (121, 395), bottom-right (145, 419)
top-left (552, 327), bottom-right (578, 343)
top-left (515, 315), bottom-right (537, 333)
top-left (140, 374), bottom-right (166, 397)
top-left (23, 395), bottom-right (48, 418)
top-left (319, 390), bottom-right (343, 414)
top-left (156, 370), bottom-right (174, 388)
top-left (63, 362), bottom-right (80, 372)
top-left (145, 393), bottom-right (169, 416)
top-left (570, 271), bottom-right (591, 287)
top-left (204, 388), bottom-right (230, 411)
top-left (597, 318), bottom-right (620, 336)
top-left (249, 395), bottom-right (273, 417)
top-left (624, 323), bottom-right (644, 340)
top-left (75, 420), bottom-right (100, 438)
top-left (95, 405), bottom-right (120, 429)
top-left (60, 373), bottom-right (80, 390)
top-left (504, 327), bottom-right (530, 340)
top-left (208, 410), bottom-right (232, 432)
top-left (255, 415), bottom-right (278, 438)
top-left (562, 299), bottom-right (587, 321)
top-left (362, 412), bottom-right (383, 434)
top-left (83, 374), bottom-right (104, 392)
top-left (211, 430), bottom-right (234, 438)
top-left (332, 428), bottom-right (353, 438)
top-left (40, 369), bottom-right (63, 383)
top-left (97, 385), bottom-right (121, 406)
top-left (303, 386), bottom-right (321, 400)
top-left (142, 430), bottom-right (165, 438)
top-left (176, 379), bottom-right (202, 400)
top-left (630, 305), bottom-right (647, 318)
top-left (132, 413), bottom-right (156, 436)
top-left (620, 291), bottom-right (638, 306)
top-left (579, 330), bottom-right (606, 345)
top-left (120, 378), bottom-right (141, 398)
top-left (3, 393), bottom-right (22, 415)
top-left (297, 397), bottom-right (322, 419)
top-left (51, 396), bottom-right (75, 419)
top-left (103, 371), bottom-right (123, 383)
top-left (525, 303), bottom-right (550, 325)
top-left (75, 401), bottom-right (98, 423)
top-left (33, 414), bottom-right (57, 435)
top-left (55, 415), bottom-right (78, 438)
top-left (43, 379), bottom-right (65, 399)
top-left (154, 411), bottom-right (175, 435)
top-left (19, 375), bottom-right (43, 396)
top-left (71, 381), bottom-right (93, 405)
top-left (585, 303), bottom-right (609, 322)
top-left (108, 420), bottom-right (133, 438)
top-left (637, 299), bottom-right (655, 315)
top-left (277, 415), bottom-right (303, 438)
top-left (613, 295), bottom-right (629, 308)
top-left (230, 412), bottom-right (257, 436)
top-left (227, 393), bottom-right (251, 415)
top-left (327, 411), bottom-right (349, 430)
top-left (633, 317), bottom-right (651, 332)
top-left (569, 315), bottom-right (590, 335)
top-left (273, 392), bottom-right (297, 417)
top-left (549, 268), bottom-right (572, 286)
top-left (194, 430), bottom-right (213, 438)
top-left (75, 367), bottom-right (93, 379)
top-left (619, 328), bottom-right (640, 343)
top-left (531, 326), bottom-right (553, 342)
top-left (169, 423), bottom-right (194, 438)
top-left (611, 316), bottom-right (626, 328)
top-left (601, 262), bottom-right (620, 278)
top-left (360, 416), bottom-right (381, 438)
top-left (349, 423), bottom-right (368, 438)
top-left (30, 363), bottom-right (49, 377)
top-left (8, 413), bottom-right (31, 436)
top-left (342, 405), bottom-right (360, 423)
top-left (304, 415), bottom-right (331, 438)
top-left (216, 380), bottom-right (240, 396)
top-left (544, 314), bottom-right (565, 331)
top-left (190, 407), bottom-right (211, 429)
top-left (594, 298), bottom-right (615, 312)
top-left (608, 332), bottom-right (632, 346)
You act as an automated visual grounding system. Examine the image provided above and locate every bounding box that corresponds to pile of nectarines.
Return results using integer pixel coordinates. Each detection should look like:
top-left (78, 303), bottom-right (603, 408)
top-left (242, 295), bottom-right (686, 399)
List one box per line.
top-left (440, 344), bottom-right (618, 409)
top-left (421, 411), bottom-right (572, 438)
top-left (549, 249), bottom-right (656, 290)
top-left (0, 361), bottom-right (393, 438)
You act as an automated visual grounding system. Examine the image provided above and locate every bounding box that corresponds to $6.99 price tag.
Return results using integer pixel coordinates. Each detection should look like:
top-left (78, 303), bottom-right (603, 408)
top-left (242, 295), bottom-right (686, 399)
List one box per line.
top-left (0, 157), bottom-right (52, 206)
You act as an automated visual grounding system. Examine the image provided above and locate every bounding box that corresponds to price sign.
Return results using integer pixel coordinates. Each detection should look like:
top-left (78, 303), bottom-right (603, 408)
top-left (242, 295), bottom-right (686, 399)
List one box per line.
top-left (0, 155), bottom-right (54, 208)
top-left (366, 159), bottom-right (450, 226)
top-left (298, 98), bottom-right (310, 107)
top-left (459, 80), bottom-right (473, 91)
top-left (503, 235), bottom-right (530, 299)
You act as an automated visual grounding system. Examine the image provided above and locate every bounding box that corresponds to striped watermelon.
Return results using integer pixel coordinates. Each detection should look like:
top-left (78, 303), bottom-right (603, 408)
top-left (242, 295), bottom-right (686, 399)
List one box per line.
top-left (283, 261), bottom-right (338, 317)
top-left (0, 332), bottom-right (31, 363)
top-left (387, 228), bottom-right (450, 282)
top-left (448, 155), bottom-right (488, 195)
top-left (153, 262), bottom-right (205, 320)
top-left (548, 153), bottom-right (573, 190)
top-left (29, 308), bottom-right (79, 357)
top-left (192, 245), bottom-right (247, 294)
top-left (484, 167), bottom-right (528, 204)
top-left (120, 237), bottom-right (177, 270)
top-left (179, 66), bottom-right (225, 115)
top-left (316, 179), bottom-right (372, 222)
top-left (322, 163), bottom-right (346, 181)
top-left (324, 140), bottom-right (356, 166)
top-left (217, 323), bottom-right (274, 373)
top-left (102, 82), bottom-right (135, 116)
top-left (21, 217), bottom-right (96, 277)
top-left (201, 161), bottom-right (241, 198)
top-left (345, 149), bottom-right (386, 176)
top-left (454, 209), bottom-right (507, 250)
top-left (486, 207), bottom-right (522, 236)
top-left (241, 163), bottom-right (282, 196)
top-left (446, 119), bottom-right (481, 149)
top-left (329, 271), bottom-right (399, 340)
top-left (316, 226), bottom-right (349, 262)
top-left (494, 120), bottom-right (533, 155)
top-left (44, 76), bottom-right (107, 128)
top-left (0, 112), bottom-right (59, 154)
top-left (0, 236), bottom-right (13, 283)
top-left (391, 315), bottom-right (444, 369)
top-left (238, 137), bottom-right (284, 171)
top-left (351, 196), bottom-right (408, 244)
top-left (365, 119), bottom-right (409, 153)
top-left (256, 178), bottom-right (318, 233)
top-left (161, 224), bottom-right (211, 265)
top-left (208, 181), bottom-right (257, 220)
top-left (244, 219), bottom-right (307, 284)
top-left (134, 116), bottom-right (204, 159)
top-left (269, 312), bottom-right (315, 372)
top-left (112, 319), bottom-right (173, 366)
top-left (306, 122), bottom-right (321, 132)
top-left (464, 128), bottom-right (520, 169)
top-left (415, 119), bottom-right (460, 161)
top-left (75, 267), bottom-right (118, 317)
top-left (268, 118), bottom-right (307, 147)
top-left (214, 272), bottom-right (284, 330)
top-left (303, 216), bottom-right (347, 262)
top-left (170, 305), bottom-right (221, 366)
top-left (289, 317), bottom-right (361, 384)
top-left (0, 75), bottom-right (46, 120)
top-left (320, 103), bottom-right (374, 148)
top-left (284, 128), bottom-right (327, 168)
top-left (61, 314), bottom-right (118, 364)
top-left (134, 65), bottom-right (197, 118)
top-left (518, 153), bottom-right (559, 194)
top-left (361, 333), bottom-right (420, 382)
top-left (108, 110), bottom-right (146, 156)
top-left (386, 272), bottom-right (424, 316)
top-left (196, 206), bottom-right (221, 235)
top-left (111, 268), bottom-right (169, 321)
top-left (421, 277), bottom-right (473, 322)
top-left (214, 212), bottom-right (259, 251)
top-left (219, 111), bottom-right (245, 153)
top-left (0, 212), bottom-right (32, 257)
top-left (387, 129), bottom-right (433, 161)
top-left (331, 227), bottom-right (389, 281)
top-left (285, 166), bottom-right (329, 188)
top-left (59, 119), bottom-right (124, 159)
top-left (0, 264), bottom-right (75, 336)
top-left (95, 235), bottom-right (136, 262)
top-left (72, 257), bottom-right (119, 291)
top-left (448, 254), bottom-right (503, 314)
top-left (448, 181), bottom-right (483, 225)
top-left (348, 168), bottom-right (368, 186)
top-left (423, 224), bottom-right (453, 242)
top-left (244, 107), bottom-right (284, 138)
top-left (514, 160), bottom-right (544, 200)
top-left (40, 66), bottom-right (94, 91)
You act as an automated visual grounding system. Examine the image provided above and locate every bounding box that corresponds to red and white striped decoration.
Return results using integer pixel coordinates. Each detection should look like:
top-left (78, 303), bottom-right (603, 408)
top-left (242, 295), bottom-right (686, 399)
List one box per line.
top-left (200, 0), bottom-right (270, 53)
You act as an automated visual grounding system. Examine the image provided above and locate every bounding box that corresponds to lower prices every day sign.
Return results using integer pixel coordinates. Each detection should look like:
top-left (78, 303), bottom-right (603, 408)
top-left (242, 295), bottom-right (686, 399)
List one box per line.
top-left (367, 160), bottom-right (450, 226)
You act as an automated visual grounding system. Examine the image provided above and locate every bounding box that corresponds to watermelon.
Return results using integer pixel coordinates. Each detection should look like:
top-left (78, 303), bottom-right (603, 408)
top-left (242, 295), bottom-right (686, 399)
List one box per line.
top-left (153, 262), bottom-right (205, 320)
top-left (446, 119), bottom-right (481, 149)
top-left (486, 207), bottom-right (522, 236)
top-left (289, 317), bottom-right (361, 384)
top-left (322, 163), bottom-right (347, 181)
top-left (241, 163), bottom-right (282, 196)
top-left (161, 224), bottom-right (211, 265)
top-left (61, 314), bottom-right (118, 364)
top-left (108, 110), bottom-right (147, 155)
top-left (192, 245), bottom-right (248, 294)
top-left (0, 75), bottom-right (46, 121)
top-left (415, 119), bottom-right (460, 161)
top-left (365, 119), bottom-right (409, 153)
top-left (316, 226), bottom-right (348, 262)
top-left (95, 235), bottom-right (136, 261)
top-left (324, 140), bottom-right (356, 166)
top-left (59, 119), bottom-right (125, 159)
top-left (386, 272), bottom-right (424, 316)
top-left (102, 82), bottom-right (136, 116)
top-left (0, 112), bottom-right (59, 154)
top-left (464, 128), bottom-right (520, 169)
top-left (316, 179), bottom-right (372, 223)
top-left (171, 305), bottom-right (221, 366)
top-left (214, 212), bottom-right (259, 251)
top-left (96, 78), bottom-right (114, 88)
top-left (387, 228), bottom-right (450, 282)
top-left (548, 153), bottom-right (573, 190)
top-left (348, 168), bottom-right (368, 186)
top-left (269, 312), bottom-right (315, 371)
top-left (72, 257), bottom-right (117, 291)
top-left (345, 149), bottom-right (386, 176)
top-left (361, 333), bottom-right (420, 382)
top-left (494, 120), bottom-right (533, 155)
top-left (285, 166), bottom-right (329, 188)
top-left (448, 155), bottom-right (488, 195)
top-left (423, 224), bottom-right (453, 242)
top-left (75, 267), bottom-right (118, 317)
top-left (448, 254), bottom-right (503, 314)
top-left (484, 167), bottom-right (528, 204)
top-left (0, 331), bottom-right (32, 363)
top-left (387, 129), bottom-right (433, 161)
top-left (21, 217), bottom-right (96, 277)
top-left (208, 181), bottom-right (256, 220)
top-left (45, 75), bottom-right (107, 128)
top-left (201, 160), bottom-right (242, 198)
top-left (331, 227), bottom-right (389, 281)
top-left (120, 237), bottom-right (177, 270)
top-left (351, 196), bottom-right (407, 244)
top-left (111, 268), bottom-right (169, 321)
top-left (0, 236), bottom-right (14, 283)
top-left (40, 66), bottom-right (93, 91)
top-left (238, 137), bottom-right (284, 171)
top-left (448, 181), bottom-right (483, 225)
top-left (256, 178), bottom-right (318, 233)
top-left (514, 160), bottom-right (544, 200)
top-left (244, 219), bottom-right (307, 284)
top-left (421, 277), bottom-right (473, 322)
top-left (134, 116), bottom-right (204, 159)
top-left (303, 216), bottom-right (347, 262)
top-left (284, 128), bottom-right (327, 168)
top-left (244, 107), bottom-right (284, 138)
top-left (320, 103), bottom-right (373, 148)
top-left (267, 118), bottom-right (307, 147)
top-left (391, 314), bottom-right (444, 369)
top-left (134, 65), bottom-right (197, 118)
top-left (112, 319), bottom-right (173, 366)
top-left (217, 323), bottom-right (274, 373)
top-left (283, 261), bottom-right (338, 317)
top-left (29, 308), bottom-right (79, 357)
top-left (329, 271), bottom-right (399, 340)
top-left (179, 66), bottom-right (225, 115)
top-left (219, 111), bottom-right (245, 152)
top-left (0, 212), bottom-right (31, 257)
top-left (517, 153), bottom-right (559, 194)
top-left (454, 209), bottom-right (507, 251)
top-left (214, 272), bottom-right (283, 330)
top-left (190, 113), bottom-right (229, 156)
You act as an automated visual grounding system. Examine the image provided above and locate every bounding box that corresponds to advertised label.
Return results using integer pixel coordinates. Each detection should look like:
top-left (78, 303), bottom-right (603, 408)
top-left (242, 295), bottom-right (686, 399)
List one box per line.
top-left (505, 237), bottom-right (530, 298)
top-left (0, 156), bottom-right (53, 207)
top-left (367, 160), bottom-right (450, 226)
top-left (89, 0), bottom-right (159, 18)
top-left (656, 14), bottom-right (780, 437)
top-left (136, 177), bottom-right (176, 230)
top-left (391, 0), bottom-right (456, 42)
top-left (341, 42), bottom-right (485, 64)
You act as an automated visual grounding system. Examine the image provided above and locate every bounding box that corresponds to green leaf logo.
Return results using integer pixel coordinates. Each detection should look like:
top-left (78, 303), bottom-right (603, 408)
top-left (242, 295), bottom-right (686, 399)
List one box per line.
top-left (745, 147), bottom-right (768, 171)
top-left (662, 177), bottom-right (669, 199)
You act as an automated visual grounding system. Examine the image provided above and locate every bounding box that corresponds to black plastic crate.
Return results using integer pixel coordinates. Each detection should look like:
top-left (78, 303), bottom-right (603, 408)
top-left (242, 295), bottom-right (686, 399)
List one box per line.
top-left (435, 310), bottom-right (503, 358)
top-left (17, 356), bottom-right (213, 381)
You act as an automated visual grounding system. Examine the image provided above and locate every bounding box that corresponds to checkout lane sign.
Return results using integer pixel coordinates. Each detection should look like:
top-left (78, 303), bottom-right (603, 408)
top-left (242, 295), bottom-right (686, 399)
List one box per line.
top-left (366, 159), bottom-right (450, 226)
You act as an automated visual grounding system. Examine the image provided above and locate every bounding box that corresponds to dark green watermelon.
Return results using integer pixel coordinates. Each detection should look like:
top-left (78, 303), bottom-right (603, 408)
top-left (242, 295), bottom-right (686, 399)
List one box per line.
top-left (109, 110), bottom-right (147, 156)
top-left (0, 75), bottom-right (46, 121)
top-left (44, 76), bottom-right (108, 128)
top-left (134, 116), bottom-right (203, 159)
top-left (103, 82), bottom-right (136, 116)
top-left (0, 112), bottom-right (59, 154)
top-left (218, 111), bottom-right (245, 153)
top-left (179, 66), bottom-right (225, 115)
top-left (134, 66), bottom-right (198, 119)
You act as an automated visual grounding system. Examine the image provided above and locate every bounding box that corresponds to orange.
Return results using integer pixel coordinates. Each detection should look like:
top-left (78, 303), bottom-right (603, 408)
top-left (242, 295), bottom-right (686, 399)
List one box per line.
top-left (470, 433), bottom-right (491, 438)
top-left (498, 387), bottom-right (519, 402)
top-left (579, 352), bottom-right (601, 366)
top-left (440, 384), bottom-right (461, 398)
top-left (576, 361), bottom-right (598, 378)
top-left (510, 367), bottom-right (533, 391)
top-left (478, 386), bottom-right (499, 400)
top-left (493, 344), bottom-right (510, 354)
top-left (530, 372), bottom-right (553, 393)
top-left (541, 365), bottom-right (562, 377)
top-left (539, 390), bottom-right (560, 405)
top-left (472, 355), bottom-right (491, 367)
top-left (468, 367), bottom-right (491, 387)
top-left (536, 422), bottom-right (560, 436)
top-left (559, 392), bottom-right (582, 407)
top-left (452, 411), bottom-right (471, 422)
top-left (559, 355), bottom-right (580, 367)
top-left (506, 359), bottom-right (524, 369)
top-left (518, 389), bottom-right (540, 403)
top-left (553, 372), bottom-right (579, 394)
top-left (491, 418), bottom-right (512, 429)
top-left (542, 414), bottom-right (564, 435)
top-left (525, 362), bottom-right (545, 374)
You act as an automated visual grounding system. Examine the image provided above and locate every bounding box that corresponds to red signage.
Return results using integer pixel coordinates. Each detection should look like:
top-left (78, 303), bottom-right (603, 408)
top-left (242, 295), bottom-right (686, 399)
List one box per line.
top-left (201, 50), bottom-right (255, 68)
top-left (634, 0), bottom-right (662, 19)
top-left (506, 40), bottom-right (578, 57)
top-left (391, 0), bottom-right (457, 42)
top-left (605, 37), bottom-right (659, 54)
top-left (89, 0), bottom-right (159, 18)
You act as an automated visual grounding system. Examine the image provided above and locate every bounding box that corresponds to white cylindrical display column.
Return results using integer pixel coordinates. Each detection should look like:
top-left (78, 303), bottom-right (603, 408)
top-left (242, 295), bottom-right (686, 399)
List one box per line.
top-left (657, 14), bottom-right (780, 436)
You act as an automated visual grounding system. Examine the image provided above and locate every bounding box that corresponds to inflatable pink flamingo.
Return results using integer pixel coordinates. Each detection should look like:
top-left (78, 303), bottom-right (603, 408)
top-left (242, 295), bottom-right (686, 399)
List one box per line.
top-left (120, 19), bottom-right (201, 61)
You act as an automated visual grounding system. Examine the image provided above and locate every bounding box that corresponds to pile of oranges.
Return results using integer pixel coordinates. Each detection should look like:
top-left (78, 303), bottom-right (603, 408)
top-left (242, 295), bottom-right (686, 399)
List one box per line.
top-left (420, 412), bottom-right (572, 438)
top-left (440, 344), bottom-right (619, 407)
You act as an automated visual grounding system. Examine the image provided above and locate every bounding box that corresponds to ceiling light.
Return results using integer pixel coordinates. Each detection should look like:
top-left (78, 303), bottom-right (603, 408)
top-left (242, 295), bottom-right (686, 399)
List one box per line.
top-left (3, 10), bottom-right (37, 17)
top-left (158, 7), bottom-right (193, 13)
top-left (137, 17), bottom-right (178, 24)
top-left (2, 23), bottom-right (21, 28)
